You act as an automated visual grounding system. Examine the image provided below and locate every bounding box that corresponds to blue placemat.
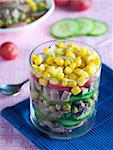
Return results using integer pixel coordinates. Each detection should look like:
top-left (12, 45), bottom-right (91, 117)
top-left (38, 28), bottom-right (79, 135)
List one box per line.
top-left (1, 64), bottom-right (113, 150)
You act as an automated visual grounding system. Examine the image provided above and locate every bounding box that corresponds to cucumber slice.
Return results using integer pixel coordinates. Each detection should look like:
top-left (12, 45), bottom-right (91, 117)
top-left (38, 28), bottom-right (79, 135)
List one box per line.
top-left (69, 89), bottom-right (97, 102)
top-left (88, 20), bottom-right (108, 36)
top-left (60, 119), bottom-right (82, 127)
top-left (75, 17), bottom-right (94, 35)
top-left (51, 19), bottom-right (79, 38)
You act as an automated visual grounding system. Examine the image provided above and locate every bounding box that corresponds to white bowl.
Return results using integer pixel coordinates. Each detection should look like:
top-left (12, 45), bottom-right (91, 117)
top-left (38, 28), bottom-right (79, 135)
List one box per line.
top-left (0, 0), bottom-right (55, 33)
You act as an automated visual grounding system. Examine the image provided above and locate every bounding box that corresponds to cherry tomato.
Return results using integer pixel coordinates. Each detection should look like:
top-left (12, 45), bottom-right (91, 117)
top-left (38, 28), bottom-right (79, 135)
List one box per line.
top-left (55, 0), bottom-right (69, 7)
top-left (0, 42), bottom-right (19, 60)
top-left (69, 0), bottom-right (92, 11)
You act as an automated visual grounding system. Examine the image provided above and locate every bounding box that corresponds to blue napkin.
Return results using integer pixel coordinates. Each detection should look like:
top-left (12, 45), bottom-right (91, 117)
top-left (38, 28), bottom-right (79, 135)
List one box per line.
top-left (1, 64), bottom-right (113, 150)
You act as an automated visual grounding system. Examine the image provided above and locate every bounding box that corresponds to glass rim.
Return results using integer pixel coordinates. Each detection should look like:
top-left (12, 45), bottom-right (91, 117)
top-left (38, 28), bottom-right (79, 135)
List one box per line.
top-left (29, 39), bottom-right (102, 82)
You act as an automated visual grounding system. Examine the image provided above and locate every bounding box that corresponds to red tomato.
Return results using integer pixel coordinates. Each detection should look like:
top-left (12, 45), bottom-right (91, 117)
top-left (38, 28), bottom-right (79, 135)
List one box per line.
top-left (0, 42), bottom-right (19, 60)
top-left (55, 0), bottom-right (69, 7)
top-left (69, 0), bottom-right (92, 11)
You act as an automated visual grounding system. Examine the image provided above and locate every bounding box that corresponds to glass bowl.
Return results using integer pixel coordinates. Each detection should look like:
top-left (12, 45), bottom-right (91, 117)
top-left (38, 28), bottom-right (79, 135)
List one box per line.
top-left (29, 40), bottom-right (102, 139)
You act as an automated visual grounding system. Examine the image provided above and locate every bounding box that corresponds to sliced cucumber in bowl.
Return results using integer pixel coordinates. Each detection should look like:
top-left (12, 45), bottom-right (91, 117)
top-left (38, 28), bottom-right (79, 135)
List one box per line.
top-left (51, 19), bottom-right (80, 38)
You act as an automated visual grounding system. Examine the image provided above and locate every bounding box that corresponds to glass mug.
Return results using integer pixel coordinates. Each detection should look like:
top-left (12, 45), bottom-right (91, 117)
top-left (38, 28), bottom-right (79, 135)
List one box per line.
top-left (29, 40), bottom-right (101, 139)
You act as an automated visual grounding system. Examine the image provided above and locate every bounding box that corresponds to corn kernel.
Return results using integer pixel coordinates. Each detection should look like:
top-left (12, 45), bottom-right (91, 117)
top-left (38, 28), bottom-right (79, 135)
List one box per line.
top-left (36, 66), bottom-right (42, 74)
top-left (43, 72), bottom-right (51, 79)
top-left (85, 52), bottom-right (97, 64)
top-left (44, 48), bottom-right (50, 55)
top-left (74, 68), bottom-right (84, 76)
top-left (26, 0), bottom-right (37, 12)
top-left (47, 66), bottom-right (56, 77)
top-left (55, 48), bottom-right (64, 55)
top-left (74, 68), bottom-right (89, 78)
top-left (70, 62), bottom-right (76, 70)
top-left (39, 77), bottom-right (48, 86)
top-left (68, 80), bottom-right (77, 87)
top-left (49, 78), bottom-right (59, 85)
top-left (93, 56), bottom-right (101, 66)
top-left (31, 54), bottom-right (37, 62)
top-left (39, 2), bottom-right (46, 8)
top-left (85, 64), bottom-right (97, 75)
top-left (74, 56), bottom-right (82, 67)
top-left (66, 51), bottom-right (75, 58)
top-left (64, 67), bottom-right (72, 75)
top-left (45, 56), bottom-right (54, 65)
top-left (56, 72), bottom-right (64, 80)
top-left (34, 55), bottom-right (43, 65)
top-left (69, 73), bottom-right (77, 80)
top-left (57, 42), bottom-right (64, 48)
top-left (72, 107), bottom-right (78, 113)
top-left (32, 64), bottom-right (37, 70)
top-left (39, 64), bottom-right (45, 72)
top-left (64, 59), bottom-right (71, 66)
top-left (77, 77), bottom-right (87, 86)
top-left (71, 86), bottom-right (81, 95)
top-left (63, 103), bottom-right (71, 111)
top-left (55, 57), bottom-right (64, 66)
top-left (56, 67), bottom-right (63, 73)
top-left (79, 47), bottom-right (88, 57)
top-left (61, 78), bottom-right (68, 86)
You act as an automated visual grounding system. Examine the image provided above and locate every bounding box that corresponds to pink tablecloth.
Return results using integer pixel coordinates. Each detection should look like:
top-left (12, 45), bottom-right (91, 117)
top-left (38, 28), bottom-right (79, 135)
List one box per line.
top-left (0, 1), bottom-right (113, 150)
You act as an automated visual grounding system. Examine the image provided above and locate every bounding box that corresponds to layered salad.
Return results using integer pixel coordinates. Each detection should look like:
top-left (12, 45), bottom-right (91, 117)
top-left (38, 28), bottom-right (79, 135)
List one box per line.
top-left (30, 41), bottom-right (101, 138)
